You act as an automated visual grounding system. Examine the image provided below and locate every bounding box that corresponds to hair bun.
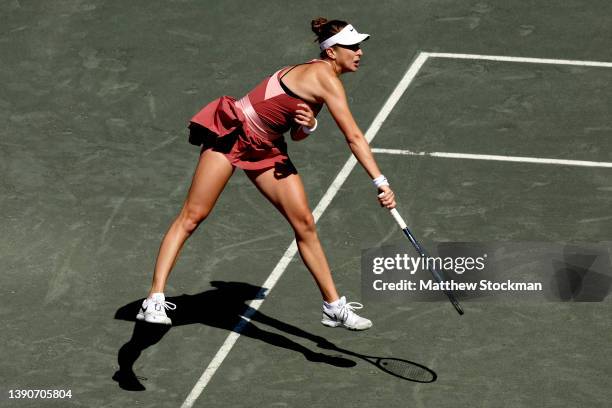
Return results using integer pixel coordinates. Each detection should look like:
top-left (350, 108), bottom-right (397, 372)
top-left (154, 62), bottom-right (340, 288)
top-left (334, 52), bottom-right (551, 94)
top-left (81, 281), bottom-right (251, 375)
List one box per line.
top-left (311, 17), bottom-right (328, 36)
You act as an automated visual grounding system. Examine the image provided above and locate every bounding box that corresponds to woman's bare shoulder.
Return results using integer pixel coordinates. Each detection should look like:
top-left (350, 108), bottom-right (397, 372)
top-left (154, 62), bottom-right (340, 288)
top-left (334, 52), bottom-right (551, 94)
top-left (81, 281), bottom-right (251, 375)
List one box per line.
top-left (308, 60), bottom-right (334, 75)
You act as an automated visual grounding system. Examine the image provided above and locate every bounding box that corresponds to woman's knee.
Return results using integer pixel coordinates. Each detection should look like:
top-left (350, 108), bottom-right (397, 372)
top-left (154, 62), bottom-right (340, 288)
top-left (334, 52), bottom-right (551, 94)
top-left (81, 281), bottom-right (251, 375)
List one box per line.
top-left (291, 211), bottom-right (317, 237)
top-left (179, 204), bottom-right (211, 233)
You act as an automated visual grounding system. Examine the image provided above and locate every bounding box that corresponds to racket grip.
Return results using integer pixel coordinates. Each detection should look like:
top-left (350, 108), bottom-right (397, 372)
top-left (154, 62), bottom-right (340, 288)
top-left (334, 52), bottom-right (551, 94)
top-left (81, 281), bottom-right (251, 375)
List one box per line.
top-left (377, 193), bottom-right (407, 229)
top-left (389, 208), bottom-right (407, 229)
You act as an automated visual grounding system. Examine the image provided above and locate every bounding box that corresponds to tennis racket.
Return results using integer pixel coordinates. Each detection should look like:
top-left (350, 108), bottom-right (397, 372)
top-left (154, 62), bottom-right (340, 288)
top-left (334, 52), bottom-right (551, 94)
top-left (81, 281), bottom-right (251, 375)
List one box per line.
top-left (386, 206), bottom-right (464, 315)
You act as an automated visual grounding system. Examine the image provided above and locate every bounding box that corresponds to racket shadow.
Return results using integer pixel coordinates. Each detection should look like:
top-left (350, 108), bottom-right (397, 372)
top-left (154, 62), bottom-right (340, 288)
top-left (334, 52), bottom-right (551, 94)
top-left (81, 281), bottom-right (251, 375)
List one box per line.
top-left (315, 339), bottom-right (437, 383)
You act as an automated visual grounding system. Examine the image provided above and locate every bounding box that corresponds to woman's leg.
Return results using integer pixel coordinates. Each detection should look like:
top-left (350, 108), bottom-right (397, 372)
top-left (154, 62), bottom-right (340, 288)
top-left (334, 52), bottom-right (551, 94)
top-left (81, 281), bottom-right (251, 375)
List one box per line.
top-left (245, 168), bottom-right (339, 303)
top-left (148, 149), bottom-right (235, 295)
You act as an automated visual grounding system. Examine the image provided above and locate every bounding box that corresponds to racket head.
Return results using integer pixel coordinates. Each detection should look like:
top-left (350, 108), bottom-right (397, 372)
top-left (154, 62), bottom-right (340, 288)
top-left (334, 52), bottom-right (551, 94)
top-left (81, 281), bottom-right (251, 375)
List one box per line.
top-left (375, 357), bottom-right (437, 383)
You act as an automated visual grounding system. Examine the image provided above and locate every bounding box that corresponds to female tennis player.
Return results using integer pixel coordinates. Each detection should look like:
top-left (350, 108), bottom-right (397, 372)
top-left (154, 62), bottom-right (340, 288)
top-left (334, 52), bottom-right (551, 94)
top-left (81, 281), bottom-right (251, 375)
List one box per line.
top-left (137, 18), bottom-right (396, 330)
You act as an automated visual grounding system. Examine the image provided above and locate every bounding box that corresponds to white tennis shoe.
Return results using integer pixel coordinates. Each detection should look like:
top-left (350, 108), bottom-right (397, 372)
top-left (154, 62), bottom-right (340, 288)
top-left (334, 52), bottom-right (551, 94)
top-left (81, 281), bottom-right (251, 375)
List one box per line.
top-left (321, 296), bottom-right (372, 331)
top-left (136, 293), bottom-right (176, 325)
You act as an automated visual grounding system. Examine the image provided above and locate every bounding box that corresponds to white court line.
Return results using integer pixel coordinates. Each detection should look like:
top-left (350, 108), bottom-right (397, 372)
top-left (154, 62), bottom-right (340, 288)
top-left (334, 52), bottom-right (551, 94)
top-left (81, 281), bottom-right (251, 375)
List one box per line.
top-left (180, 51), bottom-right (430, 408)
top-left (426, 52), bottom-right (612, 68)
top-left (372, 148), bottom-right (612, 168)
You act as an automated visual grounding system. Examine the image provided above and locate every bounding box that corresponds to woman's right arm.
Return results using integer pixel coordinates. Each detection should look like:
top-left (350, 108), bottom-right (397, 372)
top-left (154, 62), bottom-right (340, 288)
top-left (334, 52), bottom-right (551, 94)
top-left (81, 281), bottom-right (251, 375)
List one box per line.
top-left (317, 71), bottom-right (396, 209)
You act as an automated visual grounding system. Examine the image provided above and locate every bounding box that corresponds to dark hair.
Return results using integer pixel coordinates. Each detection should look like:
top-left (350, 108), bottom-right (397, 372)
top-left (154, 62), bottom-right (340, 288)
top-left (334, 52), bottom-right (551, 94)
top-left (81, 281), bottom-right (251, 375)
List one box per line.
top-left (311, 17), bottom-right (348, 57)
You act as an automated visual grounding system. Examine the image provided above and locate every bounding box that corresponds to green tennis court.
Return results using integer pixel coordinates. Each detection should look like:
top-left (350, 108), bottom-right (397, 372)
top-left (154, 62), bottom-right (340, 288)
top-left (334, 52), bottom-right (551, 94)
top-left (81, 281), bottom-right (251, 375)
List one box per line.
top-left (2, 1), bottom-right (611, 407)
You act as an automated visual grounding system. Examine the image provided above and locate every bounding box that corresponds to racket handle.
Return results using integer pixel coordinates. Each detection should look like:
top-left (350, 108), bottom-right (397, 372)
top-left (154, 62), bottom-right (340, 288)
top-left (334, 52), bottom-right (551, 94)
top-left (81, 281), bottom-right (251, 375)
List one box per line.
top-left (377, 192), bottom-right (408, 229)
top-left (389, 208), bottom-right (407, 229)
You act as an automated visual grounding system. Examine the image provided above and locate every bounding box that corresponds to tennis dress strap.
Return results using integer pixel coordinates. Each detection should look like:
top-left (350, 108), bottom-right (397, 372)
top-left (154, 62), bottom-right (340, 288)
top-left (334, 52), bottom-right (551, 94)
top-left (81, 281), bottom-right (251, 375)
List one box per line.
top-left (279, 64), bottom-right (300, 80)
top-left (278, 59), bottom-right (332, 99)
top-left (279, 59), bottom-right (331, 80)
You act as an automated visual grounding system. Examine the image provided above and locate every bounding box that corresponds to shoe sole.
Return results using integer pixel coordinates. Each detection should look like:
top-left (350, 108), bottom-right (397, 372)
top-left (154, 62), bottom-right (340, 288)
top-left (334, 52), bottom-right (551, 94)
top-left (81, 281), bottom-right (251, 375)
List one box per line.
top-left (321, 319), bottom-right (371, 331)
top-left (136, 311), bottom-right (172, 325)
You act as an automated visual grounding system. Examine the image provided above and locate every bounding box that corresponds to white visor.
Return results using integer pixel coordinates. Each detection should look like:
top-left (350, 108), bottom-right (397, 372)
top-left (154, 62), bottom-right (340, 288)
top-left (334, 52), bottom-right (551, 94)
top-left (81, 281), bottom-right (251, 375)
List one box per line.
top-left (319, 24), bottom-right (370, 51)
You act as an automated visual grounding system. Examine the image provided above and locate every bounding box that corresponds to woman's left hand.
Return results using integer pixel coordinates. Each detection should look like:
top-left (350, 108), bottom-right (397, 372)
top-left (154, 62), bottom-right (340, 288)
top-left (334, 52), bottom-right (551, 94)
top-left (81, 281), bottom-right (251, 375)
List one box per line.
top-left (377, 185), bottom-right (396, 209)
top-left (294, 103), bottom-right (316, 128)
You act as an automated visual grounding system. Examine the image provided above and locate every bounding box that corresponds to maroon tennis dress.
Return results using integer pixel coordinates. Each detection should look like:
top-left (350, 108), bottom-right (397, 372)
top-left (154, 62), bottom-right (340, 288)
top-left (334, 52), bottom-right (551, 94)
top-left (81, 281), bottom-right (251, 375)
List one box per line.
top-left (189, 60), bottom-right (326, 171)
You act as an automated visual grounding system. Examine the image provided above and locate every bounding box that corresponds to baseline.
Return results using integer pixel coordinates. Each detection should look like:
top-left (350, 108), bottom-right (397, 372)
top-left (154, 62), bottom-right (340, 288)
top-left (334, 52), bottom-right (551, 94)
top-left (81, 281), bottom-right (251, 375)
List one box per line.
top-left (372, 148), bottom-right (612, 168)
top-left (426, 52), bottom-right (612, 68)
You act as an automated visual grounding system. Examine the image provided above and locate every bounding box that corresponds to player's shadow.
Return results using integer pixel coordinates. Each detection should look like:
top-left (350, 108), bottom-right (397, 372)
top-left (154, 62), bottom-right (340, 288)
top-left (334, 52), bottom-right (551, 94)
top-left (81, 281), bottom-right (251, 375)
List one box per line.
top-left (113, 281), bottom-right (436, 391)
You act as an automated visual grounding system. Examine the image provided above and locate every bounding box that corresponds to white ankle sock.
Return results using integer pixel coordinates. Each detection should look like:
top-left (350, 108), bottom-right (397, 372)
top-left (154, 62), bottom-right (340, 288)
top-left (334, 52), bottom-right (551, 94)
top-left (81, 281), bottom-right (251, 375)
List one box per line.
top-left (149, 292), bottom-right (165, 301)
top-left (323, 296), bottom-right (343, 309)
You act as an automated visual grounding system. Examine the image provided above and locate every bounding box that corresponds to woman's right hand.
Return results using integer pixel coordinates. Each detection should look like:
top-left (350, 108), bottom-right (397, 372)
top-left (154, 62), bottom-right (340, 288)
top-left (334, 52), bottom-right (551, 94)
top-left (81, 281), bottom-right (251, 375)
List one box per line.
top-left (377, 186), bottom-right (396, 209)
